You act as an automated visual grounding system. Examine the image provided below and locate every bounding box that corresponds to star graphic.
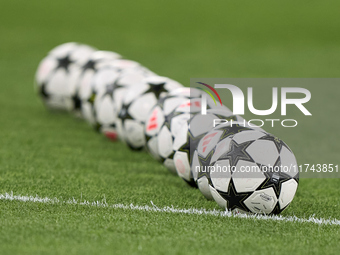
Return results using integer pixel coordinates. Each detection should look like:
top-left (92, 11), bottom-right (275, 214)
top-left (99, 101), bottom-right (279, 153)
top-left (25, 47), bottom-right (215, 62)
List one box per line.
top-left (178, 129), bottom-right (207, 166)
top-left (219, 139), bottom-right (255, 168)
top-left (56, 55), bottom-right (73, 72)
top-left (196, 149), bottom-right (215, 185)
top-left (103, 84), bottom-right (114, 99)
top-left (39, 83), bottom-right (49, 99)
top-left (145, 82), bottom-right (168, 99)
top-left (118, 102), bottom-right (134, 125)
top-left (257, 157), bottom-right (292, 197)
top-left (72, 94), bottom-right (81, 110)
top-left (217, 179), bottom-right (252, 212)
top-left (217, 124), bottom-right (252, 142)
top-left (82, 59), bottom-right (96, 71)
top-left (259, 134), bottom-right (290, 153)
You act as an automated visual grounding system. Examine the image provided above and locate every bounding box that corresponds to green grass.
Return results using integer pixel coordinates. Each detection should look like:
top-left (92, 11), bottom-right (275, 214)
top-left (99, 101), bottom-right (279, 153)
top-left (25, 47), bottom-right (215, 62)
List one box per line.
top-left (0, 0), bottom-right (340, 254)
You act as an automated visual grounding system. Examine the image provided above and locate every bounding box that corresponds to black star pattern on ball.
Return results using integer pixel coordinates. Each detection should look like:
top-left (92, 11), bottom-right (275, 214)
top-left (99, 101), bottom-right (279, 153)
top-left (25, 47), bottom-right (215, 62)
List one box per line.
top-left (217, 125), bottom-right (252, 142)
top-left (179, 130), bottom-right (207, 166)
top-left (39, 83), bottom-right (49, 99)
top-left (72, 94), bottom-right (81, 110)
top-left (217, 179), bottom-right (252, 212)
top-left (259, 133), bottom-right (290, 153)
top-left (257, 157), bottom-right (292, 197)
top-left (118, 102), bottom-right (134, 125)
top-left (219, 139), bottom-right (255, 169)
top-left (56, 55), bottom-right (73, 72)
top-left (103, 84), bottom-right (114, 99)
top-left (113, 78), bottom-right (125, 88)
top-left (196, 149), bottom-right (215, 185)
top-left (82, 59), bottom-right (96, 71)
top-left (144, 82), bottom-right (168, 99)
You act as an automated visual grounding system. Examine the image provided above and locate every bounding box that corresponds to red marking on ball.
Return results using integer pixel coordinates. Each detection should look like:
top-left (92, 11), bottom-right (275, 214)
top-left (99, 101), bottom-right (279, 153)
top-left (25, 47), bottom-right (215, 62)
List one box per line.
top-left (146, 109), bottom-right (158, 131)
top-left (105, 131), bottom-right (118, 141)
top-left (176, 159), bottom-right (186, 174)
top-left (202, 132), bottom-right (218, 152)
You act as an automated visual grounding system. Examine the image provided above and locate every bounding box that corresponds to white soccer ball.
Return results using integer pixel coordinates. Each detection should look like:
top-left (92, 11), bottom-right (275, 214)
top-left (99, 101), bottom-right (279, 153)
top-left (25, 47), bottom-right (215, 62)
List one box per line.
top-left (174, 108), bottom-right (244, 186)
top-left (35, 42), bottom-right (96, 110)
top-left (196, 127), bottom-right (299, 214)
top-left (67, 50), bottom-right (121, 115)
top-left (116, 76), bottom-right (183, 150)
top-left (144, 87), bottom-right (204, 167)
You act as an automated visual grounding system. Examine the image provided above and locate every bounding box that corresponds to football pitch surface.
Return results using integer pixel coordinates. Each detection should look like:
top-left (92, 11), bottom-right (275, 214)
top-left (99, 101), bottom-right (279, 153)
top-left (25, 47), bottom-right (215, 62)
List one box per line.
top-left (0, 0), bottom-right (339, 254)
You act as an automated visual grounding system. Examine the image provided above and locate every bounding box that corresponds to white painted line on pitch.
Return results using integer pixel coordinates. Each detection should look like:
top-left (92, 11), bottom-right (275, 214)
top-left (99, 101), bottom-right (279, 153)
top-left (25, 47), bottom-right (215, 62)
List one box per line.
top-left (1, 192), bottom-right (339, 226)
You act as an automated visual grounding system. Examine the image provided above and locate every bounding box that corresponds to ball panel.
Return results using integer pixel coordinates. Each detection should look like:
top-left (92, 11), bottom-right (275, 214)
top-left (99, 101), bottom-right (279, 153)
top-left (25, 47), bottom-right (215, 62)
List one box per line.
top-left (95, 96), bottom-right (115, 126)
top-left (145, 106), bottom-right (165, 137)
top-left (210, 138), bottom-right (231, 163)
top-left (124, 120), bottom-right (145, 149)
top-left (147, 136), bottom-right (161, 161)
top-left (232, 130), bottom-right (267, 144)
top-left (163, 158), bottom-right (177, 174)
top-left (243, 187), bottom-right (278, 214)
top-left (158, 126), bottom-right (174, 158)
top-left (197, 177), bottom-right (214, 200)
top-left (279, 146), bottom-right (298, 178)
top-left (278, 179), bottom-right (298, 209)
top-left (210, 160), bottom-right (232, 192)
top-left (210, 187), bottom-right (226, 208)
top-left (232, 161), bottom-right (266, 193)
top-left (246, 140), bottom-right (279, 166)
top-left (174, 151), bottom-right (191, 181)
top-left (129, 93), bottom-right (157, 121)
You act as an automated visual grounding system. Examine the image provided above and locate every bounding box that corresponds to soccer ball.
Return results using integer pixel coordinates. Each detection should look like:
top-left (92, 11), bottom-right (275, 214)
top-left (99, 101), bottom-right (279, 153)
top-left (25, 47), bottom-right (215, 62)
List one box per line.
top-left (116, 76), bottom-right (183, 150)
top-left (80, 59), bottom-right (148, 130)
top-left (144, 87), bottom-right (204, 166)
top-left (192, 122), bottom-right (262, 199)
top-left (198, 127), bottom-right (299, 214)
top-left (67, 50), bottom-right (121, 115)
top-left (174, 108), bottom-right (244, 186)
top-left (35, 42), bottom-right (96, 110)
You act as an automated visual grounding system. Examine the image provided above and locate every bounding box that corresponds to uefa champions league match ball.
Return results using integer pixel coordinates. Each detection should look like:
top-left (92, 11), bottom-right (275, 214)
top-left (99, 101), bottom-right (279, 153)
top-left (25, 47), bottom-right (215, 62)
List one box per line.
top-left (35, 42), bottom-right (96, 110)
top-left (194, 126), bottom-right (299, 214)
top-left (116, 76), bottom-right (183, 150)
